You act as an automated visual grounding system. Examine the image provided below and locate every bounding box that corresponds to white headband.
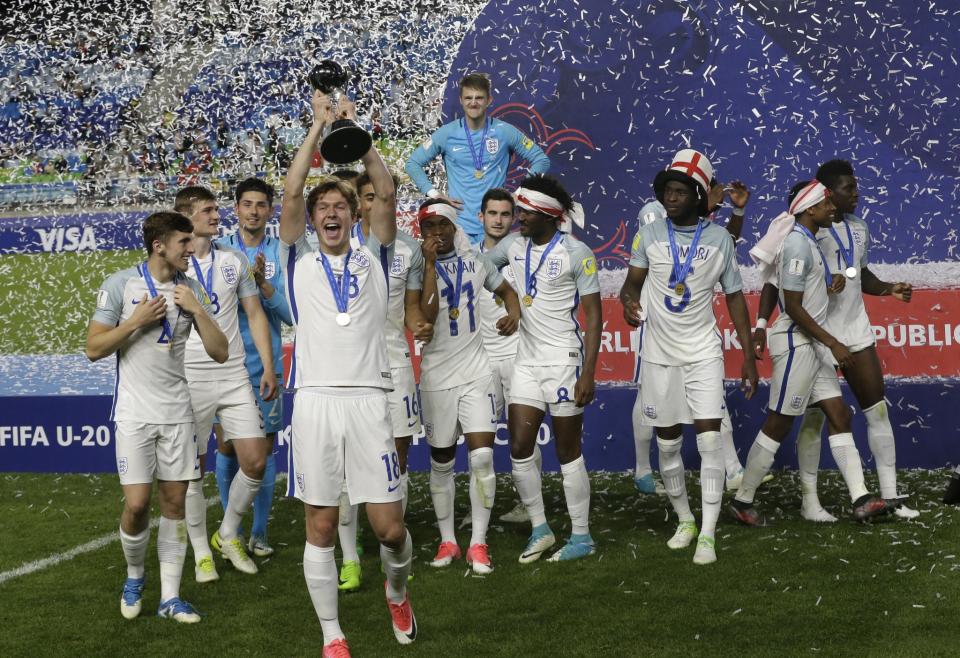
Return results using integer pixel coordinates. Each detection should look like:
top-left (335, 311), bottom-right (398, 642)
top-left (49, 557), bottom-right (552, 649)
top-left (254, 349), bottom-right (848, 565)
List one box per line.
top-left (749, 180), bottom-right (832, 277)
top-left (514, 187), bottom-right (585, 234)
top-left (789, 180), bottom-right (830, 216)
top-left (417, 203), bottom-right (459, 224)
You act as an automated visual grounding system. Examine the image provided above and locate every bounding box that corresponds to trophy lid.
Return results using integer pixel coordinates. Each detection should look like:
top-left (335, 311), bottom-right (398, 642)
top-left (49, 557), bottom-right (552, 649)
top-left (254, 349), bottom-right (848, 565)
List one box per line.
top-left (309, 60), bottom-right (350, 93)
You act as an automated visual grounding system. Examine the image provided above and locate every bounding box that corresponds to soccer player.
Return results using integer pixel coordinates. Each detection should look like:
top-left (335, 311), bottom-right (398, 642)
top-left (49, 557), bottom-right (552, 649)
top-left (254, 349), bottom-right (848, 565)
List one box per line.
top-left (754, 160), bottom-right (917, 519)
top-left (175, 186), bottom-right (278, 581)
top-left (417, 198), bottom-right (521, 574)
top-left (477, 188), bottom-right (530, 524)
top-left (404, 72), bottom-right (551, 244)
top-left (631, 180), bottom-right (759, 495)
top-left (336, 170), bottom-right (431, 592)
top-left (280, 90), bottom-right (415, 656)
top-left (619, 149), bottom-right (758, 565)
top-left (481, 174), bottom-right (602, 563)
top-left (732, 180), bottom-right (889, 526)
top-left (86, 211), bottom-right (228, 623)
top-left (214, 177), bottom-right (293, 557)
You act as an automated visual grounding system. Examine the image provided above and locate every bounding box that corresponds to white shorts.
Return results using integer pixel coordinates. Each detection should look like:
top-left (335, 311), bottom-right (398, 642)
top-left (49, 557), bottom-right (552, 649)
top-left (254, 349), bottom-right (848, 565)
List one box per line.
top-left (769, 344), bottom-right (841, 416)
top-left (510, 363), bottom-right (583, 417)
top-left (387, 365), bottom-right (421, 438)
top-left (638, 358), bottom-right (724, 427)
top-left (421, 375), bottom-right (498, 449)
top-left (289, 387), bottom-right (401, 507)
top-left (188, 378), bottom-right (265, 455)
top-left (114, 420), bottom-right (199, 485)
top-left (489, 358), bottom-right (514, 417)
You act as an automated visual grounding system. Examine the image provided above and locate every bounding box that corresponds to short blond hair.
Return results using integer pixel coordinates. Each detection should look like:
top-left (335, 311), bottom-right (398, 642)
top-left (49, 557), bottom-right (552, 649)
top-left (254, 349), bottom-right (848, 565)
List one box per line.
top-left (307, 178), bottom-right (359, 219)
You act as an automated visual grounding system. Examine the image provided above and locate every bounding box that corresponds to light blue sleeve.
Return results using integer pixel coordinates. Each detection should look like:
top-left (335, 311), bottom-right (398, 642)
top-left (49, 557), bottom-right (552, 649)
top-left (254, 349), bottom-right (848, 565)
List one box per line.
top-left (637, 200), bottom-right (666, 227)
top-left (404, 234), bottom-right (424, 290)
top-left (717, 229), bottom-right (743, 294)
top-left (404, 124), bottom-right (448, 195)
top-left (628, 224), bottom-right (650, 269)
top-left (569, 238), bottom-right (600, 295)
top-left (779, 232), bottom-right (814, 293)
top-left (91, 270), bottom-right (130, 326)
top-left (264, 240), bottom-right (293, 325)
top-left (504, 123), bottom-right (550, 174)
top-left (233, 250), bottom-right (259, 299)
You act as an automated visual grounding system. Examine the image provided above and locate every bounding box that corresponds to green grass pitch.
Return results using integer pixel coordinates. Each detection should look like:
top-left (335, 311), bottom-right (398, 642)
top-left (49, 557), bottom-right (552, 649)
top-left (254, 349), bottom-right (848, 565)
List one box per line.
top-left (1, 470), bottom-right (958, 657)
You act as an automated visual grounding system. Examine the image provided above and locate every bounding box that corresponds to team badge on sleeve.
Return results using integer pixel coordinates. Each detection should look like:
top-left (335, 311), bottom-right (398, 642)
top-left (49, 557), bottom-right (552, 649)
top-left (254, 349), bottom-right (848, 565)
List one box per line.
top-left (521, 137), bottom-right (534, 150)
top-left (788, 259), bottom-right (805, 275)
top-left (423, 138), bottom-right (433, 149)
top-left (631, 233), bottom-right (641, 252)
top-left (96, 289), bottom-right (109, 309)
top-left (221, 264), bottom-right (238, 285)
top-left (582, 256), bottom-right (597, 275)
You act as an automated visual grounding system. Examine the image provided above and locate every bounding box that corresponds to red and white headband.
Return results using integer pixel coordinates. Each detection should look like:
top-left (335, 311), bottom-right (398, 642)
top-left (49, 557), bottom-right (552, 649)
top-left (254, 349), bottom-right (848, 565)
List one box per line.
top-left (788, 180), bottom-right (830, 216)
top-left (514, 187), bottom-right (585, 234)
top-left (417, 203), bottom-right (459, 224)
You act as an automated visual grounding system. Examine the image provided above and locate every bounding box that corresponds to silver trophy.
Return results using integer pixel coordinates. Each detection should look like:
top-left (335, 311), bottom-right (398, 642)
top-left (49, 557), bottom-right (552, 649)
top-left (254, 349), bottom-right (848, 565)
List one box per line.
top-left (308, 60), bottom-right (372, 164)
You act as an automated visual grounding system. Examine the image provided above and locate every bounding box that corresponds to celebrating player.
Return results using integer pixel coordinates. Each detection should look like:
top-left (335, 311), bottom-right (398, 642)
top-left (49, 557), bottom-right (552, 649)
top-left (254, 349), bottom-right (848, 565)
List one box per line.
top-left (336, 170), bottom-right (430, 592)
top-left (405, 72), bottom-right (550, 244)
top-left (631, 179), bottom-right (759, 495)
top-left (732, 180), bottom-right (889, 525)
top-left (619, 149), bottom-right (758, 565)
top-left (418, 198), bottom-right (521, 574)
top-left (214, 177), bottom-right (293, 558)
top-left (175, 186), bottom-right (278, 581)
top-left (280, 90), bottom-right (415, 656)
top-left (481, 174), bottom-right (602, 563)
top-left (86, 211), bottom-right (228, 623)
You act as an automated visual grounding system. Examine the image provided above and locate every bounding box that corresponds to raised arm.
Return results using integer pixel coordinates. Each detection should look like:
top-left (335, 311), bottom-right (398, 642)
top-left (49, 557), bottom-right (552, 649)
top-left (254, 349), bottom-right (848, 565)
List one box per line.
top-left (280, 91), bottom-right (332, 244)
top-left (355, 106), bottom-right (396, 246)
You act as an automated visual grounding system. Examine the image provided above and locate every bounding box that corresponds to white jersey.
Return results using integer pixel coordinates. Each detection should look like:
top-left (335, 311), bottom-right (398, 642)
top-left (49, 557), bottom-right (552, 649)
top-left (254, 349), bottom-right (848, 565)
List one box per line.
top-left (351, 224), bottom-right (424, 368)
top-left (768, 228), bottom-right (831, 356)
top-left (816, 214), bottom-right (873, 347)
top-left (282, 233), bottom-right (393, 389)
top-left (92, 264), bottom-right (215, 423)
top-left (184, 245), bottom-right (258, 381)
top-left (478, 240), bottom-right (519, 361)
top-left (482, 232), bottom-right (599, 367)
top-left (629, 218), bottom-right (742, 366)
top-left (420, 249), bottom-right (503, 391)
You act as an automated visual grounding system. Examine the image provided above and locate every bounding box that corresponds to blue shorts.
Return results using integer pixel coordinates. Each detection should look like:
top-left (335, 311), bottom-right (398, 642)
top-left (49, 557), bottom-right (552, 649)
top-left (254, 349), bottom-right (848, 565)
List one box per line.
top-left (252, 377), bottom-right (285, 435)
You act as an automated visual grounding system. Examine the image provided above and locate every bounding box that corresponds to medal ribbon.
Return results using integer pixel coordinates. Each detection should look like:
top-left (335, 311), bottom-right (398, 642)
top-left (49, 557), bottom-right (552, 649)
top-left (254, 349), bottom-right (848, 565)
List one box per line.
top-left (463, 118), bottom-right (490, 175)
top-left (828, 220), bottom-right (855, 273)
top-left (435, 255), bottom-right (464, 315)
top-left (238, 231), bottom-right (265, 263)
top-left (524, 231), bottom-right (563, 299)
top-left (351, 222), bottom-right (366, 246)
top-left (666, 219), bottom-right (704, 290)
top-left (140, 262), bottom-right (180, 348)
top-left (792, 225), bottom-right (833, 287)
top-left (319, 249), bottom-right (353, 315)
top-left (190, 250), bottom-right (216, 303)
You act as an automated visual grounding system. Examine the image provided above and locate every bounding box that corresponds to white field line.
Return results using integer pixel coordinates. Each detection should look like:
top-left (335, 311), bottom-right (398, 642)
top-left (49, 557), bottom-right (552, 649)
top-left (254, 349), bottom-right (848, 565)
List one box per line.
top-left (0, 475), bottom-right (287, 586)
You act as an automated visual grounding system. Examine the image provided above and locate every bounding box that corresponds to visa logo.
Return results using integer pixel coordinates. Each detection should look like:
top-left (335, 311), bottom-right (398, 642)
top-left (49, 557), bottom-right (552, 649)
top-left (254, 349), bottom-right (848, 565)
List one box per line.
top-left (36, 226), bottom-right (98, 252)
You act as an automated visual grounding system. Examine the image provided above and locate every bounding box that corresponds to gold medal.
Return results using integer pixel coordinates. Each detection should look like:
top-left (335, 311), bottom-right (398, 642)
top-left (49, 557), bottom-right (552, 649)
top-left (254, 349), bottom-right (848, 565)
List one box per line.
top-left (494, 295), bottom-right (504, 307)
top-left (474, 169), bottom-right (484, 179)
top-left (449, 308), bottom-right (460, 320)
top-left (674, 283), bottom-right (686, 296)
top-left (522, 295), bottom-right (534, 307)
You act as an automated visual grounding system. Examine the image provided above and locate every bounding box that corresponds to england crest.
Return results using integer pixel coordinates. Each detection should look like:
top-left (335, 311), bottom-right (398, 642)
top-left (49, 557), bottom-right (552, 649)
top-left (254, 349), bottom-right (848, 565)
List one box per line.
top-left (791, 395), bottom-right (804, 409)
top-left (485, 137), bottom-right (499, 154)
top-left (643, 404), bottom-right (657, 419)
top-left (546, 257), bottom-right (563, 280)
top-left (391, 255), bottom-right (405, 276)
top-left (350, 250), bottom-right (370, 269)
top-left (118, 457), bottom-right (128, 475)
top-left (297, 472), bottom-right (305, 493)
top-left (221, 264), bottom-right (238, 285)
top-left (264, 261), bottom-right (276, 279)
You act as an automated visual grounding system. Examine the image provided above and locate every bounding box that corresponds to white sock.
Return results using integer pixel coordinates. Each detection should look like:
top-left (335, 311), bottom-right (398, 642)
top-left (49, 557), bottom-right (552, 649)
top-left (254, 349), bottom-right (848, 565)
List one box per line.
top-left (337, 500), bottom-right (360, 563)
top-left (720, 406), bottom-right (743, 475)
top-left (381, 530), bottom-right (412, 604)
top-left (120, 526), bottom-right (150, 579)
top-left (864, 401), bottom-right (898, 498)
top-left (797, 408), bottom-right (826, 511)
top-left (828, 432), bottom-right (869, 502)
top-left (468, 448), bottom-right (495, 546)
top-left (632, 393), bottom-right (653, 478)
top-left (303, 542), bottom-right (343, 645)
top-left (220, 469), bottom-right (262, 541)
top-left (185, 479), bottom-right (212, 561)
top-left (657, 437), bottom-right (693, 523)
top-left (533, 444), bottom-right (543, 472)
top-left (400, 471), bottom-right (409, 516)
top-left (157, 516), bottom-right (186, 603)
top-left (560, 456), bottom-right (591, 537)
top-left (511, 453), bottom-right (547, 527)
top-left (430, 458), bottom-right (456, 544)
top-left (735, 432), bottom-right (780, 505)
top-left (696, 431), bottom-right (724, 539)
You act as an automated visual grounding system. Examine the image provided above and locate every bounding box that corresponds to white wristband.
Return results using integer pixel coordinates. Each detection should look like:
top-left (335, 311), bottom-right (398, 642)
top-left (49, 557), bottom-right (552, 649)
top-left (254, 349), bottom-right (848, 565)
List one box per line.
top-left (732, 206), bottom-right (746, 216)
top-left (426, 188), bottom-right (441, 199)
top-left (754, 318), bottom-right (767, 330)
